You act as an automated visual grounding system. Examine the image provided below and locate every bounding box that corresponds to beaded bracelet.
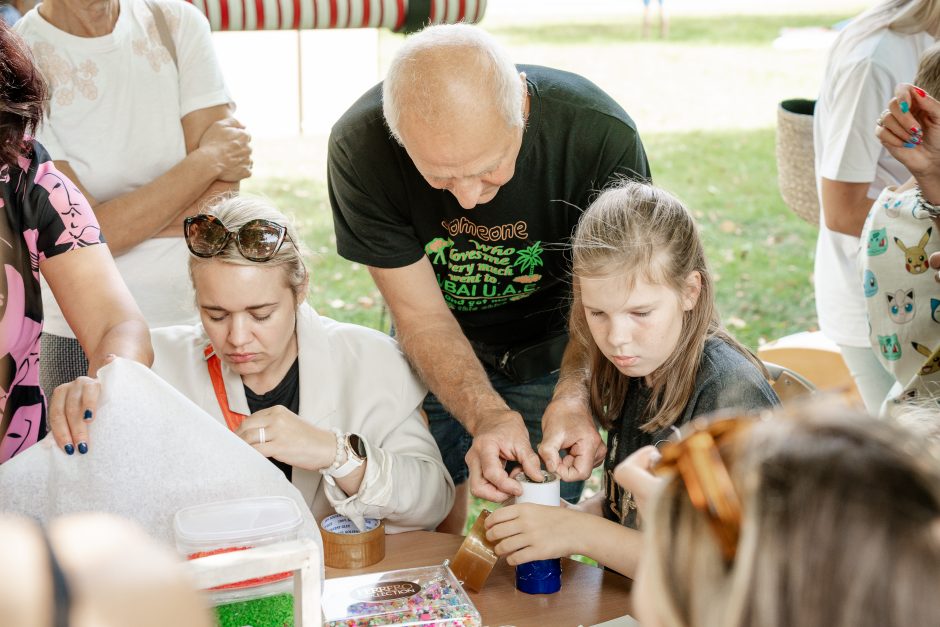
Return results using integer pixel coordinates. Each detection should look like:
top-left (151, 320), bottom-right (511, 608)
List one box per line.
top-left (323, 427), bottom-right (345, 473)
top-left (916, 185), bottom-right (940, 218)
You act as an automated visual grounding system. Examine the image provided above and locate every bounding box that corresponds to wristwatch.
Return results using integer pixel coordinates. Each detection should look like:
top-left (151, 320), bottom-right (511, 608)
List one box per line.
top-left (917, 185), bottom-right (940, 218)
top-left (322, 433), bottom-right (367, 481)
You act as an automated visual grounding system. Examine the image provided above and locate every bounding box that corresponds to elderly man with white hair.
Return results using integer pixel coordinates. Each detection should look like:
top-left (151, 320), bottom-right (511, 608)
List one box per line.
top-left (328, 23), bottom-right (649, 532)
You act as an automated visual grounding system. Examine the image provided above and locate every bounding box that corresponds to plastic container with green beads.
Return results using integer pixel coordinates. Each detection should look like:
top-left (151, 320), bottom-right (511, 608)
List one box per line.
top-left (174, 496), bottom-right (304, 627)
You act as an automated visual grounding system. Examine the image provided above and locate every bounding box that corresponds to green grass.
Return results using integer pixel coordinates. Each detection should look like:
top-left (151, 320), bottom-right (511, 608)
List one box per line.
top-left (645, 128), bottom-right (819, 348)
top-left (490, 13), bottom-right (852, 47)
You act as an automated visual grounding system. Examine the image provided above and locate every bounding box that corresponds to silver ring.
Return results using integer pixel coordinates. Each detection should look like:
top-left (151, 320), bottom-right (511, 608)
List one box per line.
top-left (877, 109), bottom-right (890, 127)
top-left (258, 426), bottom-right (266, 445)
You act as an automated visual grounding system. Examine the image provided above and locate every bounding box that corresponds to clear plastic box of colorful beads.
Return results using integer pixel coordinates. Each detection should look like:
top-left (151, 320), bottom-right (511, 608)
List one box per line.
top-left (322, 563), bottom-right (481, 627)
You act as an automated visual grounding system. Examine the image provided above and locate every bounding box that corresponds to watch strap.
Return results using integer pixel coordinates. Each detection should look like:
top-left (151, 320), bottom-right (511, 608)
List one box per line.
top-left (917, 185), bottom-right (940, 218)
top-left (321, 433), bottom-right (366, 480)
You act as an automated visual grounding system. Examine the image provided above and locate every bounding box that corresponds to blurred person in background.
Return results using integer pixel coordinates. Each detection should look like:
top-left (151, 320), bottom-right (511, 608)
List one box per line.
top-left (641, 0), bottom-right (667, 39)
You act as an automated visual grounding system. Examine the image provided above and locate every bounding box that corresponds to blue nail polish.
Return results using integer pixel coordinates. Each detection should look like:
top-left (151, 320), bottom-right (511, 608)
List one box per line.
top-left (84, 409), bottom-right (93, 421)
top-left (64, 443), bottom-right (74, 455)
top-left (901, 101), bottom-right (910, 113)
top-left (78, 442), bottom-right (88, 455)
top-left (905, 142), bottom-right (916, 148)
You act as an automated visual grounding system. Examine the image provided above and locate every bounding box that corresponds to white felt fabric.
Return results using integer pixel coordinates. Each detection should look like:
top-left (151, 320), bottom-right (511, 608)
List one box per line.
top-left (0, 358), bottom-right (322, 551)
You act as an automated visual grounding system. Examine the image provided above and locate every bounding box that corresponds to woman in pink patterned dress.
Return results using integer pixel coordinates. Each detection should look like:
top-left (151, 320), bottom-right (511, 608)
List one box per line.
top-left (0, 20), bottom-right (151, 463)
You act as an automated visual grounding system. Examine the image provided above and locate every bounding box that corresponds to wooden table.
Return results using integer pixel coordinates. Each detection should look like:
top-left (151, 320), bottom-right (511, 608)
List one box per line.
top-left (325, 531), bottom-right (633, 627)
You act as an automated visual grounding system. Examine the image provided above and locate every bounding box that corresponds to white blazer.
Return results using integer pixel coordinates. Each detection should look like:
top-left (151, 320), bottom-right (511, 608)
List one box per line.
top-left (150, 303), bottom-right (454, 532)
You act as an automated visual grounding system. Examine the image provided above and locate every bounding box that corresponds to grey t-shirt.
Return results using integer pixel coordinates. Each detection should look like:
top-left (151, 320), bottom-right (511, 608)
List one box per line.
top-left (602, 336), bottom-right (779, 528)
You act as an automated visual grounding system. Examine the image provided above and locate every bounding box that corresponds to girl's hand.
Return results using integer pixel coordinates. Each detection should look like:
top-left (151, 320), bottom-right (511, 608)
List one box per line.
top-left (235, 406), bottom-right (337, 471)
top-left (931, 251), bottom-right (940, 283)
top-left (47, 376), bottom-right (101, 456)
top-left (876, 84), bottom-right (940, 182)
top-left (483, 503), bottom-right (583, 565)
top-left (613, 446), bottom-right (664, 520)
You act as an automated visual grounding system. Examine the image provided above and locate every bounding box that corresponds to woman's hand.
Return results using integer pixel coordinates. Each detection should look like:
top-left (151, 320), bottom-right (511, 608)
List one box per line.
top-left (878, 84), bottom-right (940, 281)
top-left (198, 117), bottom-right (252, 183)
top-left (613, 446), bottom-right (664, 520)
top-left (46, 353), bottom-right (126, 455)
top-left (484, 503), bottom-right (583, 565)
top-left (876, 84), bottom-right (940, 185)
top-left (47, 376), bottom-right (101, 456)
top-left (235, 406), bottom-right (337, 471)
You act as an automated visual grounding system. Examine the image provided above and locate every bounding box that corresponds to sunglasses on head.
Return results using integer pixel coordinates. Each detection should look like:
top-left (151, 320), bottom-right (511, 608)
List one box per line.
top-left (653, 413), bottom-right (758, 563)
top-left (183, 214), bottom-right (290, 262)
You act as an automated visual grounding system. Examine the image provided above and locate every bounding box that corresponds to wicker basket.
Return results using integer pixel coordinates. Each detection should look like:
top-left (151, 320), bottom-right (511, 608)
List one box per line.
top-left (776, 99), bottom-right (819, 226)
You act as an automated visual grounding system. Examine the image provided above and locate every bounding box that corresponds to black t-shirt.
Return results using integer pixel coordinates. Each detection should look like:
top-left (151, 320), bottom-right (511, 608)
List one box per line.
top-left (601, 337), bottom-right (779, 529)
top-left (328, 65), bottom-right (650, 348)
top-left (245, 358), bottom-right (300, 482)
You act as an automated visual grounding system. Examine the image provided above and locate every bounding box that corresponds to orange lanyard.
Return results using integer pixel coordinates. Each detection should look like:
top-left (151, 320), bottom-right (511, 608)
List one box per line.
top-left (203, 345), bottom-right (248, 432)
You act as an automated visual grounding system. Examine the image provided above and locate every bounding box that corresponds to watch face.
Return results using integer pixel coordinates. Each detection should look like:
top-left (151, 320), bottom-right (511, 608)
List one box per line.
top-left (349, 434), bottom-right (367, 459)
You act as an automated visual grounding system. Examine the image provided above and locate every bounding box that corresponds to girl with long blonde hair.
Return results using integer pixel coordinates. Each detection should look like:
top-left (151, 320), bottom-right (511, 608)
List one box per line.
top-left (484, 182), bottom-right (777, 577)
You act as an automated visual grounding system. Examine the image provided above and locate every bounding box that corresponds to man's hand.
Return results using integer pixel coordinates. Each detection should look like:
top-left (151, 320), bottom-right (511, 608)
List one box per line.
top-left (538, 396), bottom-right (605, 482)
top-left (466, 410), bottom-right (542, 502)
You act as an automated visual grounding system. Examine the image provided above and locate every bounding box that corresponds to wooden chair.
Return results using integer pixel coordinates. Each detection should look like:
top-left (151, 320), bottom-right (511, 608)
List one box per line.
top-left (758, 331), bottom-right (862, 406)
top-left (764, 361), bottom-right (815, 403)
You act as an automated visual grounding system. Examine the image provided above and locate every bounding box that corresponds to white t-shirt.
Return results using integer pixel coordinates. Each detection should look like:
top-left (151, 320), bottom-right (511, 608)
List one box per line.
top-left (15, 0), bottom-right (232, 336)
top-left (813, 28), bottom-right (934, 347)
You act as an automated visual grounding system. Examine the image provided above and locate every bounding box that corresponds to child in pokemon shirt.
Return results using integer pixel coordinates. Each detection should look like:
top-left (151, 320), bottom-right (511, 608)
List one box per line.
top-left (859, 44), bottom-right (940, 411)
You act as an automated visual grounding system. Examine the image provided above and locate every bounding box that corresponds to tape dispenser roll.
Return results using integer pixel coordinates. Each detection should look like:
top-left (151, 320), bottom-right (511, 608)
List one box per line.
top-left (320, 514), bottom-right (385, 569)
top-left (450, 509), bottom-right (499, 592)
top-left (515, 470), bottom-right (561, 506)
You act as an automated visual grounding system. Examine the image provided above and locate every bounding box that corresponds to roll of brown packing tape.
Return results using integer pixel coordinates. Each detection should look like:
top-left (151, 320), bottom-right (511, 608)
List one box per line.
top-left (320, 514), bottom-right (385, 569)
top-left (450, 509), bottom-right (498, 592)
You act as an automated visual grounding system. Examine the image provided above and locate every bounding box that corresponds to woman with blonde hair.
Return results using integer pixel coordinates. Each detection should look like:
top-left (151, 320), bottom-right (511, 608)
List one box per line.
top-left (144, 195), bottom-right (453, 531)
top-left (621, 405), bottom-right (940, 627)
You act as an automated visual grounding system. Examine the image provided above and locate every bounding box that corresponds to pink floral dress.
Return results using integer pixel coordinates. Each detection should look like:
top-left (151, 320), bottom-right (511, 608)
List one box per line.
top-left (0, 139), bottom-right (103, 462)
